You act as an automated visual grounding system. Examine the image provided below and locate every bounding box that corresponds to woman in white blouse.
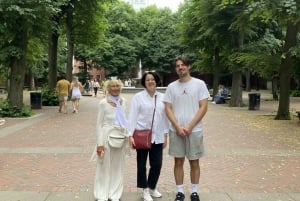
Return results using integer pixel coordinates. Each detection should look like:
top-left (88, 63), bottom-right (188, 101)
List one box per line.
top-left (94, 79), bottom-right (128, 201)
top-left (128, 72), bottom-right (169, 201)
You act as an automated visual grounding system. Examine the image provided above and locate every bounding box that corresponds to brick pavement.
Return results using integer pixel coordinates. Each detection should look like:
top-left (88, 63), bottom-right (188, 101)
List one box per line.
top-left (0, 90), bottom-right (299, 201)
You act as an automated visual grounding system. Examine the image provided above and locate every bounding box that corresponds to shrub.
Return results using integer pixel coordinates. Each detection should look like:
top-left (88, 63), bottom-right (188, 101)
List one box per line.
top-left (291, 90), bottom-right (300, 97)
top-left (41, 85), bottom-right (58, 106)
top-left (0, 100), bottom-right (33, 117)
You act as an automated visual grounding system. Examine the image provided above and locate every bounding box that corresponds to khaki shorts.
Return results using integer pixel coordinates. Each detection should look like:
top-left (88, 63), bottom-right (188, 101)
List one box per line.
top-left (58, 95), bottom-right (68, 101)
top-left (168, 130), bottom-right (205, 160)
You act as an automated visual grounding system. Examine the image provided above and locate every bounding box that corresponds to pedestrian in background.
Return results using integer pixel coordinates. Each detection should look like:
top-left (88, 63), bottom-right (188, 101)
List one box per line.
top-left (163, 55), bottom-right (210, 201)
top-left (70, 76), bottom-right (83, 113)
top-left (56, 74), bottom-right (70, 114)
top-left (83, 80), bottom-right (91, 94)
top-left (128, 72), bottom-right (169, 201)
top-left (93, 79), bottom-right (100, 97)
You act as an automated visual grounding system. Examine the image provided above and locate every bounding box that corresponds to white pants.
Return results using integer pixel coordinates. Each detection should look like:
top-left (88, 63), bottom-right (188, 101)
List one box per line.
top-left (94, 145), bottom-right (125, 201)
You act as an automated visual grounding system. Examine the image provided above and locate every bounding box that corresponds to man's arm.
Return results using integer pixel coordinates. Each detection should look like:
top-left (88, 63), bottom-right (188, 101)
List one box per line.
top-left (184, 98), bottom-right (208, 134)
top-left (55, 82), bottom-right (59, 93)
top-left (165, 102), bottom-right (186, 136)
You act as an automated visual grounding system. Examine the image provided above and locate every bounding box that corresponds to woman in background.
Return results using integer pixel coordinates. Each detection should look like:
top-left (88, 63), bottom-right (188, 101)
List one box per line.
top-left (70, 76), bottom-right (83, 113)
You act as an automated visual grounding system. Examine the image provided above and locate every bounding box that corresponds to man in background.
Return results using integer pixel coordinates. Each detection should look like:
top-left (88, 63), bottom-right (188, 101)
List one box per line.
top-left (56, 74), bottom-right (70, 113)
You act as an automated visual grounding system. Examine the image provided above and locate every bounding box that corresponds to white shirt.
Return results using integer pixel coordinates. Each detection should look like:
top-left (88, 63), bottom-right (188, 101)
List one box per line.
top-left (163, 77), bottom-right (210, 132)
top-left (128, 90), bottom-right (169, 144)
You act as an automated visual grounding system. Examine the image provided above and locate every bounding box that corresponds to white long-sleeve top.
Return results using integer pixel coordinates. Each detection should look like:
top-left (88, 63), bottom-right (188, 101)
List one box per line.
top-left (128, 90), bottom-right (169, 144)
top-left (96, 97), bottom-right (128, 146)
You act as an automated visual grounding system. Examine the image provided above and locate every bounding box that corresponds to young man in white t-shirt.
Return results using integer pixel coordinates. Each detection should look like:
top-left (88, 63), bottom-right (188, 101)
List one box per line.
top-left (163, 55), bottom-right (210, 201)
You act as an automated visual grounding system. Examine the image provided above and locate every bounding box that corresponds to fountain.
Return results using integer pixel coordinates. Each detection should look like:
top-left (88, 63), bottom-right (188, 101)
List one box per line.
top-left (122, 58), bottom-right (166, 93)
top-left (134, 59), bottom-right (143, 88)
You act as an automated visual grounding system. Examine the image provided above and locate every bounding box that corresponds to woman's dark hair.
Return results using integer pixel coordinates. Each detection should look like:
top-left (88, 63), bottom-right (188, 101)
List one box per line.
top-left (173, 54), bottom-right (191, 67)
top-left (141, 71), bottom-right (161, 88)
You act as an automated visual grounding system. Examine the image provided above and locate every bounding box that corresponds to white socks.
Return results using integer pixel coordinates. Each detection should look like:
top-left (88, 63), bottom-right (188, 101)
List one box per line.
top-left (191, 183), bottom-right (198, 193)
top-left (176, 184), bottom-right (199, 194)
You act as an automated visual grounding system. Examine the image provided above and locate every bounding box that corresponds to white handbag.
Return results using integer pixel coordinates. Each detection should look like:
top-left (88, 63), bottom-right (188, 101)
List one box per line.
top-left (108, 127), bottom-right (127, 148)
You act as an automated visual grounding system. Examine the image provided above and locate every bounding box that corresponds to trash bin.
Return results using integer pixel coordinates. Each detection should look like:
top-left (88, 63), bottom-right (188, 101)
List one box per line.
top-left (248, 93), bottom-right (260, 110)
top-left (30, 92), bottom-right (42, 109)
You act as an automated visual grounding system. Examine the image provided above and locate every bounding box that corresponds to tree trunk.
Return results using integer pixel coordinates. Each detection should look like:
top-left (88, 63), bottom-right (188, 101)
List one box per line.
top-left (66, 6), bottom-right (74, 82)
top-left (7, 32), bottom-right (28, 108)
top-left (245, 69), bottom-right (251, 91)
top-left (272, 78), bottom-right (278, 100)
top-left (28, 69), bottom-right (35, 90)
top-left (212, 47), bottom-right (220, 100)
top-left (229, 71), bottom-right (243, 107)
top-left (229, 34), bottom-right (244, 107)
top-left (275, 21), bottom-right (300, 120)
top-left (48, 31), bottom-right (59, 89)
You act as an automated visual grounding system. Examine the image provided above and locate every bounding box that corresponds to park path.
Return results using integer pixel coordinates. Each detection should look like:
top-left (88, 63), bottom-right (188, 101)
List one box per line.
top-left (0, 90), bottom-right (299, 201)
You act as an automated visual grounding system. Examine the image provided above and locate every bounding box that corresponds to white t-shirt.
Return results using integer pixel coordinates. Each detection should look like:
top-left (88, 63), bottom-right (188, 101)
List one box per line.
top-left (163, 77), bottom-right (210, 132)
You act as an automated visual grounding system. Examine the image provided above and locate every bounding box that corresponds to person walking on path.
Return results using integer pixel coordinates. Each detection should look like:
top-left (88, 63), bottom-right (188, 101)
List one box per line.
top-left (93, 79), bottom-right (100, 97)
top-left (70, 76), bottom-right (83, 113)
top-left (163, 55), bottom-right (210, 201)
top-left (56, 74), bottom-right (70, 114)
top-left (128, 72), bottom-right (169, 201)
top-left (83, 80), bottom-right (91, 94)
top-left (93, 79), bottom-right (129, 201)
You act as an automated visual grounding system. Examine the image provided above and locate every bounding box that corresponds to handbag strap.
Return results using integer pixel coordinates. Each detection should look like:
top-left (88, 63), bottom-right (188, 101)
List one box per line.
top-left (150, 95), bottom-right (157, 130)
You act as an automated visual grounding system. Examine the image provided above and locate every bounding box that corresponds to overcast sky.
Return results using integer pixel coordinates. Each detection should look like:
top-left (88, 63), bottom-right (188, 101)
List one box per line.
top-left (149, 0), bottom-right (184, 12)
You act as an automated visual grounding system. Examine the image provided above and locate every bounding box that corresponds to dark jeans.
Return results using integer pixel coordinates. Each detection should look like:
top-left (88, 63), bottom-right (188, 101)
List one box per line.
top-left (93, 87), bottom-right (98, 96)
top-left (136, 143), bottom-right (163, 189)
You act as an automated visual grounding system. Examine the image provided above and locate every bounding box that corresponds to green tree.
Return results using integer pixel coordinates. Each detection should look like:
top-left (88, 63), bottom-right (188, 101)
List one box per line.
top-left (232, 0), bottom-right (300, 119)
top-left (136, 6), bottom-right (180, 74)
top-left (0, 0), bottom-right (58, 108)
top-left (177, 0), bottom-right (231, 98)
top-left (48, 0), bottom-right (110, 87)
top-left (178, 0), bottom-right (258, 107)
top-left (47, 0), bottom-right (68, 89)
top-left (95, 1), bottom-right (138, 79)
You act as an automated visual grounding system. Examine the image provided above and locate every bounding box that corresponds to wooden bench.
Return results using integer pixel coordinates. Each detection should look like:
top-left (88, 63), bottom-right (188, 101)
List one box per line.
top-left (296, 111), bottom-right (300, 120)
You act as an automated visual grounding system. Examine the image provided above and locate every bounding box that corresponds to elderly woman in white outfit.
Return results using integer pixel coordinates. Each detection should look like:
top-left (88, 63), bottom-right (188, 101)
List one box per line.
top-left (94, 79), bottom-right (128, 201)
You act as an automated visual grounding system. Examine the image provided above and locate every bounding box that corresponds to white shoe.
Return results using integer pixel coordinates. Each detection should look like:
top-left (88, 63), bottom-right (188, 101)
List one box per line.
top-left (149, 188), bottom-right (162, 198)
top-left (143, 188), bottom-right (153, 201)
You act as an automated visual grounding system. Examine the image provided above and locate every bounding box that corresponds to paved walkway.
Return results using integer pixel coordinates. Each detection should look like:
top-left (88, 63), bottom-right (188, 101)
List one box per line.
top-left (0, 90), bottom-right (299, 201)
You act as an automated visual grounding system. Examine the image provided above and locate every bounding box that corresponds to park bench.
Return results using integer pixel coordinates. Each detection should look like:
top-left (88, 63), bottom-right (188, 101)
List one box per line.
top-left (224, 95), bottom-right (231, 102)
top-left (296, 111), bottom-right (300, 120)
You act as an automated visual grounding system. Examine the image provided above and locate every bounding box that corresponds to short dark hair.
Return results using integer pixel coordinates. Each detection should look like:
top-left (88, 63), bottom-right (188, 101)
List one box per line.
top-left (173, 55), bottom-right (191, 67)
top-left (60, 74), bottom-right (66, 79)
top-left (141, 71), bottom-right (161, 88)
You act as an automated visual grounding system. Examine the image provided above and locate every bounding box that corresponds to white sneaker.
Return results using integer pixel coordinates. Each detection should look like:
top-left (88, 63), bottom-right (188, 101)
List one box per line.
top-left (142, 188), bottom-right (153, 201)
top-left (149, 188), bottom-right (162, 198)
